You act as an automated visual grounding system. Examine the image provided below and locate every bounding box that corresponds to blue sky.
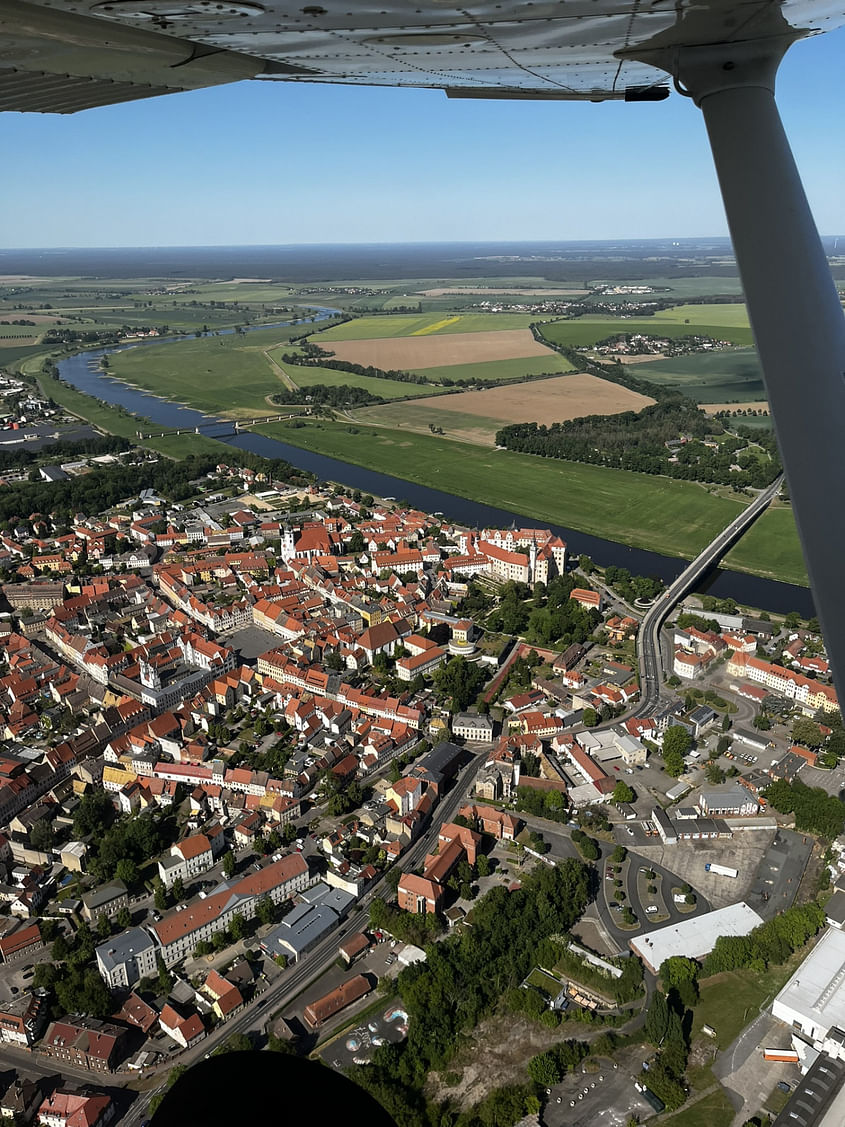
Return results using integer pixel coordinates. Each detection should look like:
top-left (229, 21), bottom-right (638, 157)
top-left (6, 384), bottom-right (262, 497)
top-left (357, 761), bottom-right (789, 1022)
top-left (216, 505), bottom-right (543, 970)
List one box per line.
top-left (4, 26), bottom-right (844, 248)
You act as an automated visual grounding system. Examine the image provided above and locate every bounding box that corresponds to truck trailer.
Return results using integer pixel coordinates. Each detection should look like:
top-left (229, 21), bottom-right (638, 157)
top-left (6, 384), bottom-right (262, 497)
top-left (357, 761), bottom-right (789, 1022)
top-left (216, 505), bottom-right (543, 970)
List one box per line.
top-left (705, 863), bottom-right (738, 878)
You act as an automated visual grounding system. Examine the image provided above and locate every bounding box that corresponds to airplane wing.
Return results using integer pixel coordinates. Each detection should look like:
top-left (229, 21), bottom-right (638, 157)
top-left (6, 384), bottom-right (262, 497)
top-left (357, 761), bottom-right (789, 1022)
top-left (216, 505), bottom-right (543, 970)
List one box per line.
top-left (1, 0), bottom-right (842, 114)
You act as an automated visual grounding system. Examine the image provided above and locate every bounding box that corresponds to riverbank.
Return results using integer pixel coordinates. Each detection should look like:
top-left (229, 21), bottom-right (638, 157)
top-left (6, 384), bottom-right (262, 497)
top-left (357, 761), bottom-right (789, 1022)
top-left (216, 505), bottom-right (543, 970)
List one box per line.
top-left (253, 417), bottom-right (808, 585)
top-left (34, 327), bottom-right (811, 601)
top-left (22, 354), bottom-right (229, 461)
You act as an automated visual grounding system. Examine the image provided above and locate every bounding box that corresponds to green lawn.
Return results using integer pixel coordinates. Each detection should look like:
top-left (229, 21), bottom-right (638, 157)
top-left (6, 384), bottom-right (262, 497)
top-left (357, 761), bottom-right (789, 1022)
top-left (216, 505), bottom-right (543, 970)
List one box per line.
top-left (254, 418), bottom-right (746, 561)
top-left (723, 505), bottom-right (808, 587)
top-left (658, 1087), bottom-right (735, 1127)
top-left (632, 348), bottom-right (765, 403)
top-left (526, 968), bottom-right (562, 995)
top-left (316, 312), bottom-right (537, 340)
top-left (416, 354), bottom-right (575, 382)
top-left (693, 963), bottom-right (800, 1050)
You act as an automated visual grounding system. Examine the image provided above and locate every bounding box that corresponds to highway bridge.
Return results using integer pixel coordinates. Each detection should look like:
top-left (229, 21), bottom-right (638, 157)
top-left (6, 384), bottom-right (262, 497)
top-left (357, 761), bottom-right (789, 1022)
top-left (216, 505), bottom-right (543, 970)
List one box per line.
top-left (637, 475), bottom-right (785, 716)
top-left (136, 412), bottom-right (306, 440)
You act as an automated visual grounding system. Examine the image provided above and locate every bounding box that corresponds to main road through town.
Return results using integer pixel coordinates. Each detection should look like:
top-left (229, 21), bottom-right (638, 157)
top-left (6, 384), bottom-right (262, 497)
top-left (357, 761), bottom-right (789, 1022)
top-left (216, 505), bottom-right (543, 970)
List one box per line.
top-left (637, 475), bottom-right (784, 716)
top-left (117, 747), bottom-right (492, 1126)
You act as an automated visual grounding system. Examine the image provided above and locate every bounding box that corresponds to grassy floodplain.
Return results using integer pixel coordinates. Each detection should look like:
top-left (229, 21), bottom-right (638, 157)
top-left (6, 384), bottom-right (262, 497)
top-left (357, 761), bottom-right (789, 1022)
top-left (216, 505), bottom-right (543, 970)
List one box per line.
top-left (268, 351), bottom-right (443, 400)
top-left (102, 316), bottom-right (572, 420)
top-left (353, 401), bottom-right (508, 445)
top-left (253, 417), bottom-right (744, 561)
top-left (105, 325), bottom-right (337, 418)
top-left (723, 505), bottom-right (807, 585)
top-left (31, 363), bottom-right (227, 460)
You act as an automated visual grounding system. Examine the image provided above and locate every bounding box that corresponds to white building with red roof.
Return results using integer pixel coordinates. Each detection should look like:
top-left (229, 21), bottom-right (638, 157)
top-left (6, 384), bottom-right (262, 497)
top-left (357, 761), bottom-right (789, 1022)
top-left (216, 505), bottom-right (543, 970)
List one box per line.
top-left (37, 1089), bottom-right (113, 1127)
top-left (157, 832), bottom-right (214, 889)
top-left (159, 1004), bottom-right (205, 1049)
top-left (149, 853), bottom-right (310, 966)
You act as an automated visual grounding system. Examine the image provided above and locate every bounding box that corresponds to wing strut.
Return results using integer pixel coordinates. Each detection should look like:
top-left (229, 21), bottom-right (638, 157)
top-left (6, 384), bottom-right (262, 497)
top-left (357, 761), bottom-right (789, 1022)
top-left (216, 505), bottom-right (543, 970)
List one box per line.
top-left (642, 39), bottom-right (845, 705)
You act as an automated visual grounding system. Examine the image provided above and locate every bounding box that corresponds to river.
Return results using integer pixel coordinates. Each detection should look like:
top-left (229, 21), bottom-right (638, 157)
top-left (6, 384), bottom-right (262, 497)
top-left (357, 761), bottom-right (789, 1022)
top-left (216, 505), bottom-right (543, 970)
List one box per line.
top-left (54, 312), bottom-right (814, 617)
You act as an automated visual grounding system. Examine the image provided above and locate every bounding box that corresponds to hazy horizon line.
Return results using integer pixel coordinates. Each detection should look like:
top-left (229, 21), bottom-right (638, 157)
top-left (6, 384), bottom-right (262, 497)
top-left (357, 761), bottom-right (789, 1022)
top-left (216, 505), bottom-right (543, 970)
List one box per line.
top-left (0, 236), bottom-right (752, 253)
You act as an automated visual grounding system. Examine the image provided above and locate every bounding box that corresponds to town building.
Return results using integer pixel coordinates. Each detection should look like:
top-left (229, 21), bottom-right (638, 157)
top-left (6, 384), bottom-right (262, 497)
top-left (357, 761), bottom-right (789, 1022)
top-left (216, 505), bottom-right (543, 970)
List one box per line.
top-left (95, 927), bottom-right (159, 990)
top-left (773, 927), bottom-right (845, 1057)
top-left (37, 1089), bottom-right (114, 1127)
top-left (159, 1004), bottom-right (205, 1049)
top-left (0, 921), bottom-right (42, 962)
top-left (42, 1018), bottom-right (128, 1072)
top-left (148, 853), bottom-right (310, 967)
top-left (0, 988), bottom-right (50, 1046)
top-left (303, 974), bottom-right (373, 1028)
top-left (157, 833), bottom-right (214, 890)
top-left (698, 787), bottom-right (759, 817)
top-left (260, 882), bottom-right (354, 963)
top-left (81, 881), bottom-right (128, 923)
top-left (630, 902), bottom-right (764, 974)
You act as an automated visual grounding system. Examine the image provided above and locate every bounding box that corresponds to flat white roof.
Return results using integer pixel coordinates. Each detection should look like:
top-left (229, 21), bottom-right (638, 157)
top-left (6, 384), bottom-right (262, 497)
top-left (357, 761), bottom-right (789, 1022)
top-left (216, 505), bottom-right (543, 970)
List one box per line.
top-left (630, 902), bottom-right (763, 970)
top-left (773, 927), bottom-right (845, 1035)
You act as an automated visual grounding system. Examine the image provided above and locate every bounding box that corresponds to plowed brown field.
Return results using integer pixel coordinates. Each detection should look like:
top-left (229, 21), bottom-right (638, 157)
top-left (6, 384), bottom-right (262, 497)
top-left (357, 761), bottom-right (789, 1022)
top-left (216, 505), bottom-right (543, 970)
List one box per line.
top-left (322, 328), bottom-right (553, 370)
top-left (419, 373), bottom-right (654, 422)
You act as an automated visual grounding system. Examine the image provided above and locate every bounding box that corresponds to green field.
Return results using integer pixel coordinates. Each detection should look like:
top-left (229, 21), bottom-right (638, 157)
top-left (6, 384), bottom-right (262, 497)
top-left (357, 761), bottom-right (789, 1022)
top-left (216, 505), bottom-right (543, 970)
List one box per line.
top-left (316, 312), bottom-right (537, 340)
top-left (254, 418), bottom-right (744, 561)
top-left (539, 304), bottom-right (754, 349)
top-left (658, 1088), bottom-right (735, 1127)
top-left (107, 336), bottom-right (285, 417)
top-left (103, 324), bottom-right (341, 418)
top-left (724, 505), bottom-right (807, 586)
top-left (269, 353), bottom-right (440, 400)
top-left (0, 343), bottom-right (53, 366)
top-left (354, 401), bottom-right (506, 444)
top-left (656, 303), bottom-right (750, 328)
top-left (693, 963), bottom-right (800, 1050)
top-left (416, 354), bottom-right (575, 382)
top-left (633, 348), bottom-right (765, 403)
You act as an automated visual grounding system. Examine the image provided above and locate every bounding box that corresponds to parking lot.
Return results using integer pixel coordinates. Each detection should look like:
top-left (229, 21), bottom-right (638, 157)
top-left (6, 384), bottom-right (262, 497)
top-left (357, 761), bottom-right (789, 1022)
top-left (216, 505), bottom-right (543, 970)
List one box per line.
top-left (542, 1053), bottom-right (655, 1127)
top-left (745, 828), bottom-right (813, 919)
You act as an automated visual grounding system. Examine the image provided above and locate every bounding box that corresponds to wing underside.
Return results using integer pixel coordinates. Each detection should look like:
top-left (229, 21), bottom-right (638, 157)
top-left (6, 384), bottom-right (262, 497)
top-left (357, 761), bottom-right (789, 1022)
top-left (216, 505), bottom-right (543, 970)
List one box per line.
top-left (2, 0), bottom-right (845, 113)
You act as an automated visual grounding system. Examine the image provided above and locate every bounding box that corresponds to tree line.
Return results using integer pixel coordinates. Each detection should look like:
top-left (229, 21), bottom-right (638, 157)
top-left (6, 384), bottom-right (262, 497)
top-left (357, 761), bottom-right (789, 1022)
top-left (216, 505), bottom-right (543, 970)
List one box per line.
top-left (274, 383), bottom-right (384, 408)
top-left (762, 778), bottom-right (845, 840)
top-left (495, 401), bottom-right (781, 489)
top-left (702, 900), bottom-right (824, 975)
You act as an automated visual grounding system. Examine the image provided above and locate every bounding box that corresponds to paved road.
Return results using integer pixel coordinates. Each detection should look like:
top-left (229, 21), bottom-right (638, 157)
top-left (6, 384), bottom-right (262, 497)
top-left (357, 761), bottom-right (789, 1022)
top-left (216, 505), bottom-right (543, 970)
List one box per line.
top-left (637, 476), bottom-right (784, 715)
